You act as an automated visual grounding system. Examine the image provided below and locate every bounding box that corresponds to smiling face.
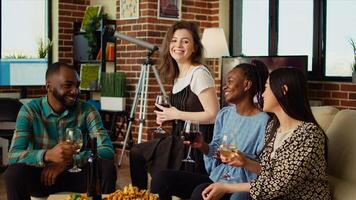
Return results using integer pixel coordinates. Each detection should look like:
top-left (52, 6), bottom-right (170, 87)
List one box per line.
top-left (223, 68), bottom-right (249, 104)
top-left (262, 78), bottom-right (280, 113)
top-left (46, 66), bottom-right (80, 112)
top-left (169, 28), bottom-right (195, 65)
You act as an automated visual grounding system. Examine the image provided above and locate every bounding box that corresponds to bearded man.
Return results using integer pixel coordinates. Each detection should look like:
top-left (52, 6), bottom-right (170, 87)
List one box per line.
top-left (4, 62), bottom-right (117, 200)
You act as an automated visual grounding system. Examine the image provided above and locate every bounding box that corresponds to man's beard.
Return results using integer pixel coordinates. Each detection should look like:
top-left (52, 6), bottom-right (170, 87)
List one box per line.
top-left (52, 88), bottom-right (78, 109)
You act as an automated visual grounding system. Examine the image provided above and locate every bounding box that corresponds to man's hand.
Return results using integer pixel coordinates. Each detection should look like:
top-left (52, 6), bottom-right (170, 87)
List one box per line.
top-left (44, 142), bottom-right (75, 164)
top-left (41, 162), bottom-right (67, 186)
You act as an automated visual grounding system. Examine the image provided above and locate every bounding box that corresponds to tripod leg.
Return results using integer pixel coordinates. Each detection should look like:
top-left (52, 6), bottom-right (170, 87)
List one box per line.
top-left (137, 64), bottom-right (150, 143)
top-left (118, 65), bottom-right (145, 166)
top-left (151, 65), bottom-right (167, 96)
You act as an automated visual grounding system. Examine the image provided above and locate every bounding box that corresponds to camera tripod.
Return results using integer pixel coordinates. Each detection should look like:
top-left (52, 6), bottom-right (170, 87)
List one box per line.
top-left (118, 50), bottom-right (166, 166)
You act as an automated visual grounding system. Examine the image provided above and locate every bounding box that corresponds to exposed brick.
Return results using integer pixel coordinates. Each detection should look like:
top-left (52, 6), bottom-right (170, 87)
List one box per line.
top-left (341, 84), bottom-right (356, 92)
top-left (349, 93), bottom-right (356, 100)
top-left (332, 92), bottom-right (348, 99)
top-left (323, 99), bottom-right (340, 106)
top-left (341, 100), bottom-right (356, 107)
top-left (324, 83), bottom-right (340, 90)
top-left (316, 91), bottom-right (331, 98)
top-left (196, 15), bottom-right (207, 20)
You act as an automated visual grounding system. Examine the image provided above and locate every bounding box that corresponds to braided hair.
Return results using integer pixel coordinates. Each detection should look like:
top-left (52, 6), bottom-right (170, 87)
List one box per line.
top-left (233, 60), bottom-right (269, 109)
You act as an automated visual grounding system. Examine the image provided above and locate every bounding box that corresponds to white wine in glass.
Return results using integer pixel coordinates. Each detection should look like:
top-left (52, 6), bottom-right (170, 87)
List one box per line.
top-left (218, 133), bottom-right (237, 181)
top-left (65, 127), bottom-right (83, 173)
top-left (219, 144), bottom-right (237, 159)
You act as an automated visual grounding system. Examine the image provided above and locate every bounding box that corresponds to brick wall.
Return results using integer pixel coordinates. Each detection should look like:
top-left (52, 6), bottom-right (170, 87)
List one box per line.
top-left (309, 81), bottom-right (356, 110)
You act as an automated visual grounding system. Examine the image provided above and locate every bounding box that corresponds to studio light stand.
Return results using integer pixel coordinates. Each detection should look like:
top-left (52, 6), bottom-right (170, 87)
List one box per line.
top-left (110, 31), bottom-right (167, 166)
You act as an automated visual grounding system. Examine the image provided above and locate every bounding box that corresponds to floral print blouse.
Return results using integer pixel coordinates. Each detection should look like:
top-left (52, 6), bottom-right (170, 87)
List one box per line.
top-left (250, 121), bottom-right (331, 200)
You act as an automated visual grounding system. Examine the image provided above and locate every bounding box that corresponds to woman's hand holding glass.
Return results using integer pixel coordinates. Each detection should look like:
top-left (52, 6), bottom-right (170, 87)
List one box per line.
top-left (218, 133), bottom-right (238, 181)
top-left (220, 150), bottom-right (247, 167)
top-left (155, 104), bottom-right (180, 123)
top-left (153, 95), bottom-right (171, 135)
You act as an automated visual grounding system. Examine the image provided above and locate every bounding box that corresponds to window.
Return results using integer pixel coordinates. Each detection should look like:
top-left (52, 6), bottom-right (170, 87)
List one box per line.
top-left (230, 0), bottom-right (356, 81)
top-left (278, 0), bottom-right (313, 71)
top-left (241, 0), bottom-right (269, 56)
top-left (325, 0), bottom-right (356, 77)
top-left (1, 0), bottom-right (49, 59)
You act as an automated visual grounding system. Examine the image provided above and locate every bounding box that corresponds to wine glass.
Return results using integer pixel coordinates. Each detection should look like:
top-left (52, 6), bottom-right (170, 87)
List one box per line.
top-left (218, 133), bottom-right (237, 181)
top-left (64, 127), bottom-right (83, 173)
top-left (153, 94), bottom-right (170, 137)
top-left (181, 120), bottom-right (200, 163)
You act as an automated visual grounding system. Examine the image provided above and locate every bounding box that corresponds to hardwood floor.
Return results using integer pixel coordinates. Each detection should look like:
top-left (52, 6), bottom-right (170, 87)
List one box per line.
top-left (0, 154), bottom-right (132, 200)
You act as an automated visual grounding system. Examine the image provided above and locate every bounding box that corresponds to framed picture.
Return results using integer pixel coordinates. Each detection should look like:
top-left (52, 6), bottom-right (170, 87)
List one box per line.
top-left (79, 64), bottom-right (101, 91)
top-left (120, 0), bottom-right (140, 20)
top-left (157, 0), bottom-right (181, 20)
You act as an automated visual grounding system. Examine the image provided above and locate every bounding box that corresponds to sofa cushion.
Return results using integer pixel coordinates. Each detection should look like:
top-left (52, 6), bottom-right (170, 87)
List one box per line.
top-left (311, 106), bottom-right (339, 132)
top-left (326, 109), bottom-right (356, 184)
top-left (328, 175), bottom-right (356, 200)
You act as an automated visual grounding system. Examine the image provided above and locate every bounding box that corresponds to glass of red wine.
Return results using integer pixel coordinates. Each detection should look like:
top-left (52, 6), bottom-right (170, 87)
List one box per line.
top-left (154, 95), bottom-right (170, 136)
top-left (181, 120), bottom-right (200, 163)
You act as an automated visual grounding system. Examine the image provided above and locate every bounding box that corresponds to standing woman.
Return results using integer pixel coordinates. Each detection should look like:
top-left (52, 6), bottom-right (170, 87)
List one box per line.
top-left (202, 68), bottom-right (331, 200)
top-left (129, 21), bottom-right (220, 189)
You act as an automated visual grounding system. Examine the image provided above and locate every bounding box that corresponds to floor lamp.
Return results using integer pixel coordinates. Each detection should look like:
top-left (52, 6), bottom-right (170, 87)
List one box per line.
top-left (201, 28), bottom-right (230, 107)
top-left (201, 28), bottom-right (230, 59)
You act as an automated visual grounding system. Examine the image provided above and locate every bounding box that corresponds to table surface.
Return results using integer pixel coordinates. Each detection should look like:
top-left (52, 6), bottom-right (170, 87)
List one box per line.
top-left (47, 193), bottom-right (108, 200)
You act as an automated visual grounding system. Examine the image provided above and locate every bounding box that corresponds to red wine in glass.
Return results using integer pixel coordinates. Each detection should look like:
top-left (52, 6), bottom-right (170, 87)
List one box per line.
top-left (182, 131), bottom-right (201, 143)
top-left (182, 121), bottom-right (199, 163)
top-left (154, 103), bottom-right (170, 112)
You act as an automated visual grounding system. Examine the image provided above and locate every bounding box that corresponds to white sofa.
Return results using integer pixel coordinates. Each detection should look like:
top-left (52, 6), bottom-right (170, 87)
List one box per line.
top-left (311, 106), bottom-right (356, 200)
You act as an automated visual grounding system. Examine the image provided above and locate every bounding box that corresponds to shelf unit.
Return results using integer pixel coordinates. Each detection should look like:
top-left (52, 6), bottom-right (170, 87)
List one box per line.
top-left (73, 18), bottom-right (117, 100)
top-left (73, 18), bottom-right (117, 73)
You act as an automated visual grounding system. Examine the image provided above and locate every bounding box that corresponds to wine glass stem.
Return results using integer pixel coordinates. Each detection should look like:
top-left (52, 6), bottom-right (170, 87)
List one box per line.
top-left (73, 154), bottom-right (77, 168)
top-left (186, 146), bottom-right (192, 159)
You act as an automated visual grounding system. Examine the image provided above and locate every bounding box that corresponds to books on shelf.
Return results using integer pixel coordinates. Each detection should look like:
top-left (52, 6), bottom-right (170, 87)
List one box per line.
top-left (96, 42), bottom-right (115, 62)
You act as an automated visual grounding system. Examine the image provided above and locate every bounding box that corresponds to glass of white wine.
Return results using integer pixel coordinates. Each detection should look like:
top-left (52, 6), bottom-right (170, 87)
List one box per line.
top-left (218, 133), bottom-right (237, 181)
top-left (65, 127), bottom-right (83, 173)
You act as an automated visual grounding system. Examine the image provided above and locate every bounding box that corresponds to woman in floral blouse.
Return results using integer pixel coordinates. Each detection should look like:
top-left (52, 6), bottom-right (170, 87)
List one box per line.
top-left (202, 68), bottom-right (331, 200)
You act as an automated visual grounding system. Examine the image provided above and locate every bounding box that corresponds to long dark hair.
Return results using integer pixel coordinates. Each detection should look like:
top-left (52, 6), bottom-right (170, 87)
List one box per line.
top-left (267, 67), bottom-right (327, 159)
top-left (233, 60), bottom-right (269, 109)
top-left (158, 21), bottom-right (204, 83)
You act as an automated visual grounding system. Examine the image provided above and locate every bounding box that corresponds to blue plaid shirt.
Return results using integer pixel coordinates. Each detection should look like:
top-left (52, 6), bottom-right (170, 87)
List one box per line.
top-left (8, 96), bottom-right (115, 167)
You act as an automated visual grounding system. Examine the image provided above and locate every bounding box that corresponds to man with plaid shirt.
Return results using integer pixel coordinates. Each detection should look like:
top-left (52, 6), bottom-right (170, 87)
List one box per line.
top-left (4, 62), bottom-right (117, 200)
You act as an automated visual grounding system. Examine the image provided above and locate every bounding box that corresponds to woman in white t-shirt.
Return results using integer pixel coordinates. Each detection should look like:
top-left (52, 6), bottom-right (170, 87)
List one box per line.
top-left (129, 21), bottom-right (219, 190)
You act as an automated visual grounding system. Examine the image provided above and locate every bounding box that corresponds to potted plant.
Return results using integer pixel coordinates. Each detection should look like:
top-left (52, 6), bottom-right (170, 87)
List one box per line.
top-left (100, 72), bottom-right (126, 111)
top-left (348, 38), bottom-right (356, 82)
top-left (37, 37), bottom-right (52, 59)
top-left (83, 13), bottom-right (107, 60)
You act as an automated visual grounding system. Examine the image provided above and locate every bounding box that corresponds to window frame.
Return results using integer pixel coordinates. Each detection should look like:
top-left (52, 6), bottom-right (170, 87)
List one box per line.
top-left (230, 0), bottom-right (352, 82)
